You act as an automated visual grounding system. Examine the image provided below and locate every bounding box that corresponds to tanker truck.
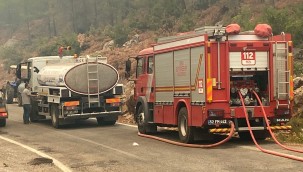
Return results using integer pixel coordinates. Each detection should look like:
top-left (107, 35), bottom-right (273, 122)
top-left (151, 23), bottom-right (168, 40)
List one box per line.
top-left (15, 55), bottom-right (124, 128)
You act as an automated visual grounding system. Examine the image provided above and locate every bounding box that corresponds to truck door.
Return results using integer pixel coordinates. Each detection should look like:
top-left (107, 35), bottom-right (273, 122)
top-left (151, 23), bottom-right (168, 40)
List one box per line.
top-left (135, 57), bottom-right (144, 99)
top-left (135, 56), bottom-right (154, 102)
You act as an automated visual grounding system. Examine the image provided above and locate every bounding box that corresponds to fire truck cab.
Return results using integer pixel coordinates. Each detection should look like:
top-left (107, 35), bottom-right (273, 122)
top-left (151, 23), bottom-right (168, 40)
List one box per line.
top-left (126, 24), bottom-right (293, 143)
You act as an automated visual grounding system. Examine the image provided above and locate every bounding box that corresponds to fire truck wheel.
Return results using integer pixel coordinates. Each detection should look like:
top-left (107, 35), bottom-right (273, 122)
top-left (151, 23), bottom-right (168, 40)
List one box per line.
top-left (5, 83), bottom-right (14, 104)
top-left (178, 107), bottom-right (194, 143)
top-left (51, 104), bottom-right (60, 128)
top-left (239, 131), bottom-right (268, 140)
top-left (0, 119), bottom-right (6, 127)
top-left (137, 105), bottom-right (157, 134)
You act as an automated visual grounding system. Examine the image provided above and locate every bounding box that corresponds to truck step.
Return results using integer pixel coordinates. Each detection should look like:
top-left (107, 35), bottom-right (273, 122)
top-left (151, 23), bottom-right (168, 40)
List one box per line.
top-left (238, 126), bottom-right (265, 131)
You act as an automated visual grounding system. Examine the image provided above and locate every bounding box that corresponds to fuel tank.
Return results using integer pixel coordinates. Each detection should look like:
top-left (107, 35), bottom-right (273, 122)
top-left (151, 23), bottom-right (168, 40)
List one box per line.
top-left (37, 62), bottom-right (119, 95)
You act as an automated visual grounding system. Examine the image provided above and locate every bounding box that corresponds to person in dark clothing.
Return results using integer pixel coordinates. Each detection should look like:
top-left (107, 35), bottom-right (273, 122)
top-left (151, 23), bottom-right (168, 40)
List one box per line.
top-left (21, 83), bottom-right (31, 124)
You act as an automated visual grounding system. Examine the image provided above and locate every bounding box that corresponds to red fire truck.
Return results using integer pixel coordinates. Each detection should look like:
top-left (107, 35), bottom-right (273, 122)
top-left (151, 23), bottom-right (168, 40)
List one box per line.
top-left (126, 24), bottom-right (293, 143)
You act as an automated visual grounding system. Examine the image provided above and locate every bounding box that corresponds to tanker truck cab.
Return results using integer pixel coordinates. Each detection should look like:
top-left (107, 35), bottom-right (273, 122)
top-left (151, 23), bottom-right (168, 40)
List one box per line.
top-left (16, 55), bottom-right (124, 128)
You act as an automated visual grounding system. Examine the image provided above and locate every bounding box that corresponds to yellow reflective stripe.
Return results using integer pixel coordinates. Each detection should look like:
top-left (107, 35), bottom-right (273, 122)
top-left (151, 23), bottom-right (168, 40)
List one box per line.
top-left (289, 76), bottom-right (294, 100)
top-left (207, 78), bottom-right (213, 102)
top-left (268, 126), bottom-right (292, 130)
top-left (209, 128), bottom-right (231, 133)
top-left (207, 42), bottom-right (211, 78)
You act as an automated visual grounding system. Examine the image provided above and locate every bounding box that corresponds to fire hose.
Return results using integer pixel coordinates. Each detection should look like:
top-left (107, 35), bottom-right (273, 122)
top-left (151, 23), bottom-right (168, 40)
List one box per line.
top-left (138, 121), bottom-right (235, 148)
top-left (238, 91), bottom-right (303, 162)
top-left (252, 91), bottom-right (303, 153)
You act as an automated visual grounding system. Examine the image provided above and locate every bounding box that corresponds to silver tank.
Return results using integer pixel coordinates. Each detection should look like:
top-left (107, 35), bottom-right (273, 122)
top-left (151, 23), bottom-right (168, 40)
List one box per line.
top-left (37, 62), bottom-right (119, 95)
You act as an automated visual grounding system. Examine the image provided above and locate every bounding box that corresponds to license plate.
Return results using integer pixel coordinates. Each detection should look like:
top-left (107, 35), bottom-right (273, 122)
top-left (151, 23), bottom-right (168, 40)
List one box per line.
top-left (208, 119), bottom-right (228, 125)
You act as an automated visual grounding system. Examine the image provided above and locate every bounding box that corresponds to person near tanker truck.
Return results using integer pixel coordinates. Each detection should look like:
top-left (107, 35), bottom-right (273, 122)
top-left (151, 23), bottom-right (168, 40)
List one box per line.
top-left (21, 83), bottom-right (38, 124)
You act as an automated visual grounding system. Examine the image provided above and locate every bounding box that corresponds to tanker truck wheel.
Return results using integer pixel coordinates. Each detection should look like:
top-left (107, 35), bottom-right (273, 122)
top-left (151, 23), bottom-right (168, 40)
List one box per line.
top-left (0, 119), bottom-right (6, 127)
top-left (5, 83), bottom-right (14, 104)
top-left (51, 104), bottom-right (61, 128)
top-left (137, 105), bottom-right (157, 134)
top-left (178, 107), bottom-right (194, 143)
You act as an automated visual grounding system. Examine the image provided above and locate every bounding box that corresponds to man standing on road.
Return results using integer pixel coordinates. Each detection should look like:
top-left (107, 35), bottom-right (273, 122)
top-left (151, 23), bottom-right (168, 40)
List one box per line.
top-left (21, 83), bottom-right (31, 124)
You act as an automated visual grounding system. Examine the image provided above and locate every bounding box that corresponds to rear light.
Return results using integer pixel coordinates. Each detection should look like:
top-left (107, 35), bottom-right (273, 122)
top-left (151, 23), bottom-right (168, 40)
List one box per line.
top-left (0, 112), bottom-right (8, 117)
top-left (208, 109), bottom-right (224, 117)
top-left (64, 101), bottom-right (79, 106)
top-left (275, 108), bottom-right (290, 116)
top-left (106, 98), bottom-right (121, 103)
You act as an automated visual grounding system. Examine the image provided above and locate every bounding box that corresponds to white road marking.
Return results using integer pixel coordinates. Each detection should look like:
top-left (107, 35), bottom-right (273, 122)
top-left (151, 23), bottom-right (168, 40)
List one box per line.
top-left (7, 119), bottom-right (140, 160)
top-left (117, 122), bottom-right (137, 128)
top-left (57, 131), bottom-right (140, 159)
top-left (0, 135), bottom-right (72, 172)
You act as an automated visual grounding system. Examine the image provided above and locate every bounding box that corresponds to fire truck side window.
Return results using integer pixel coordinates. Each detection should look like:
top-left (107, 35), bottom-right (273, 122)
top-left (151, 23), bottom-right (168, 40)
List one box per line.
top-left (136, 57), bottom-right (143, 77)
top-left (148, 56), bottom-right (154, 74)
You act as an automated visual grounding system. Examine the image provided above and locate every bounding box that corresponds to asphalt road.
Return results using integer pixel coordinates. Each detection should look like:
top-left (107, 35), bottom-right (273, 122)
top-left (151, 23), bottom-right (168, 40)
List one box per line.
top-left (0, 104), bottom-right (303, 172)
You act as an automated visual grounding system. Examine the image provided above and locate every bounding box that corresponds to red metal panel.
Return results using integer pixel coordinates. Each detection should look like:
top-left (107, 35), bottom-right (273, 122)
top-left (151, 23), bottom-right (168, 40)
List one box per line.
top-left (269, 42), bottom-right (275, 102)
top-left (163, 105), bottom-right (175, 125)
top-left (233, 106), bottom-right (273, 118)
top-left (154, 106), bottom-right (163, 123)
top-left (210, 43), bottom-right (229, 102)
top-left (191, 106), bottom-right (205, 126)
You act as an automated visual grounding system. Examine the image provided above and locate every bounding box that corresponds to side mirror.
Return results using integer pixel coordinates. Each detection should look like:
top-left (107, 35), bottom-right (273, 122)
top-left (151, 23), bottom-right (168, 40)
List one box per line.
top-left (125, 59), bottom-right (131, 78)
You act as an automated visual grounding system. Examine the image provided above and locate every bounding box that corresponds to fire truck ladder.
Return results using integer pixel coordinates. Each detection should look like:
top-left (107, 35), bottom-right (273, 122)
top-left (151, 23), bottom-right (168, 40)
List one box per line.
top-left (275, 39), bottom-right (290, 109)
top-left (87, 57), bottom-right (100, 108)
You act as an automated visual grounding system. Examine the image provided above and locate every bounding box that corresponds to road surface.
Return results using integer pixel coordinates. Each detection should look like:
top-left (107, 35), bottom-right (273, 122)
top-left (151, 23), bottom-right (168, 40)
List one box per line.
top-left (0, 104), bottom-right (303, 172)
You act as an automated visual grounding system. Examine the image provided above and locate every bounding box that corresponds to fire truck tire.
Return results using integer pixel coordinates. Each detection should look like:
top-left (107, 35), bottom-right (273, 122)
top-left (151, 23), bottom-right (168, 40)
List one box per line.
top-left (178, 107), bottom-right (194, 143)
top-left (17, 93), bottom-right (22, 106)
top-left (239, 131), bottom-right (268, 140)
top-left (137, 105), bottom-right (157, 134)
top-left (0, 119), bottom-right (6, 127)
top-left (51, 104), bottom-right (61, 128)
top-left (5, 83), bottom-right (14, 104)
